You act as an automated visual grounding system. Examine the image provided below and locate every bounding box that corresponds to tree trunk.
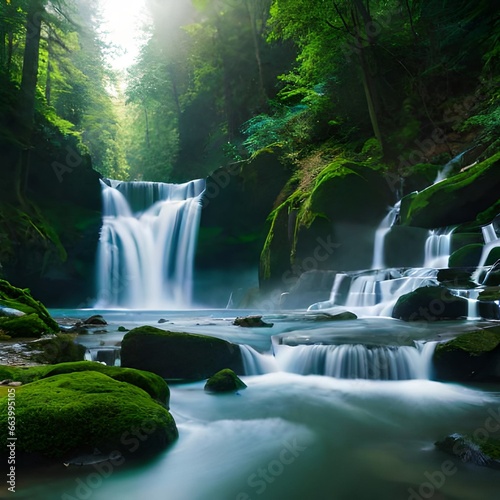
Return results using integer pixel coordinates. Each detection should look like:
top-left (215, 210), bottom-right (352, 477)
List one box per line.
top-left (351, 0), bottom-right (386, 157)
top-left (6, 31), bottom-right (14, 74)
top-left (144, 105), bottom-right (150, 148)
top-left (45, 29), bottom-right (53, 105)
top-left (18, 0), bottom-right (44, 139)
top-left (15, 0), bottom-right (44, 202)
top-left (244, 0), bottom-right (268, 109)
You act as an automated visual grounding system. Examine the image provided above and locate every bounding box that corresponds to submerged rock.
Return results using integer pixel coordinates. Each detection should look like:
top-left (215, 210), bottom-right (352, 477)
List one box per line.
top-left (307, 311), bottom-right (358, 321)
top-left (204, 368), bottom-right (247, 393)
top-left (435, 434), bottom-right (500, 469)
top-left (392, 285), bottom-right (468, 321)
top-left (233, 315), bottom-right (274, 328)
top-left (0, 371), bottom-right (177, 460)
top-left (83, 315), bottom-right (107, 325)
top-left (121, 326), bottom-right (244, 381)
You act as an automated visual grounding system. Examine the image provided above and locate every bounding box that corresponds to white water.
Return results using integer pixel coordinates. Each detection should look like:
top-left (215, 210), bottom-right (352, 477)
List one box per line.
top-left (371, 201), bottom-right (400, 269)
top-left (423, 227), bottom-right (454, 268)
top-left (433, 151), bottom-right (468, 183)
top-left (308, 268), bottom-right (438, 317)
top-left (473, 223), bottom-right (500, 284)
top-left (273, 342), bottom-right (436, 380)
top-left (95, 179), bottom-right (205, 309)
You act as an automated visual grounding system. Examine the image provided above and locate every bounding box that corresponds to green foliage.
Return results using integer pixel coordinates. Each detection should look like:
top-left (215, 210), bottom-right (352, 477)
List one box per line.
top-left (0, 278), bottom-right (59, 333)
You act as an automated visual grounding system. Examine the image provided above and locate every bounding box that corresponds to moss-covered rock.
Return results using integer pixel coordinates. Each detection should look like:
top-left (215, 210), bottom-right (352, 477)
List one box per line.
top-left (392, 286), bottom-right (468, 321)
top-left (435, 434), bottom-right (500, 468)
top-left (433, 326), bottom-right (500, 382)
top-left (448, 244), bottom-right (483, 268)
top-left (0, 361), bottom-right (169, 405)
top-left (436, 269), bottom-right (476, 289)
top-left (403, 152), bottom-right (500, 228)
top-left (26, 334), bottom-right (86, 364)
top-left (260, 159), bottom-right (393, 290)
top-left (0, 371), bottom-right (177, 459)
top-left (0, 279), bottom-right (59, 337)
top-left (204, 368), bottom-right (247, 393)
top-left (121, 326), bottom-right (244, 381)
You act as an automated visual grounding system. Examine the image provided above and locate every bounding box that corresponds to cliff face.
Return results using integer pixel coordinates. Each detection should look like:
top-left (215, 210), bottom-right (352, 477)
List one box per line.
top-left (195, 152), bottom-right (290, 306)
top-left (0, 119), bottom-right (102, 307)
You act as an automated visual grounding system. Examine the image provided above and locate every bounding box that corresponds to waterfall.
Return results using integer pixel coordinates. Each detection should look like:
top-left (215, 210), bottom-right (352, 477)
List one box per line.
top-left (433, 150), bottom-right (469, 184)
top-left (240, 344), bottom-right (277, 375)
top-left (423, 228), bottom-right (454, 268)
top-left (308, 268), bottom-right (438, 316)
top-left (274, 342), bottom-right (436, 380)
top-left (473, 223), bottom-right (500, 283)
top-left (95, 178), bottom-right (205, 309)
top-left (372, 201), bottom-right (401, 269)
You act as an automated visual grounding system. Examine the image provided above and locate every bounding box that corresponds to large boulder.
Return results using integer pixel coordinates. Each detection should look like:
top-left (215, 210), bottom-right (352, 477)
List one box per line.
top-left (121, 326), bottom-right (244, 380)
top-left (433, 326), bottom-right (500, 382)
top-left (0, 371), bottom-right (177, 459)
top-left (403, 152), bottom-right (500, 228)
top-left (0, 279), bottom-right (59, 337)
top-left (392, 285), bottom-right (468, 321)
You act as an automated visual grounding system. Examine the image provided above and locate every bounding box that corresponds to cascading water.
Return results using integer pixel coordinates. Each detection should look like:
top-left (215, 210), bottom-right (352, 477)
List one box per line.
top-left (307, 268), bottom-right (438, 316)
top-left (371, 201), bottom-right (401, 269)
top-left (423, 227), bottom-right (454, 268)
top-left (95, 178), bottom-right (205, 309)
top-left (473, 222), bottom-right (500, 283)
top-left (241, 340), bottom-right (436, 380)
top-left (433, 150), bottom-right (469, 184)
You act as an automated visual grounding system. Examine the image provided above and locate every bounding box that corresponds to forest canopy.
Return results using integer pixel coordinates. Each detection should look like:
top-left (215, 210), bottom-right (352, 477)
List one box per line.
top-left (0, 0), bottom-right (498, 185)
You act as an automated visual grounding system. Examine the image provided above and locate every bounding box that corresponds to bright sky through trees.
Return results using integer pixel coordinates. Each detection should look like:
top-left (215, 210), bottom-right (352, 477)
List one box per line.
top-left (99, 0), bottom-right (151, 69)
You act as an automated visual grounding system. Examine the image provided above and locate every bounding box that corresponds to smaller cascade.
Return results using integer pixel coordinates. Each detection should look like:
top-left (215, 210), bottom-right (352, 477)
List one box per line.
top-left (433, 150), bottom-right (470, 184)
top-left (424, 227), bottom-right (454, 268)
top-left (240, 345), bottom-right (277, 375)
top-left (308, 268), bottom-right (438, 317)
top-left (84, 347), bottom-right (121, 366)
top-left (274, 342), bottom-right (437, 380)
top-left (372, 201), bottom-right (401, 269)
top-left (473, 223), bottom-right (500, 283)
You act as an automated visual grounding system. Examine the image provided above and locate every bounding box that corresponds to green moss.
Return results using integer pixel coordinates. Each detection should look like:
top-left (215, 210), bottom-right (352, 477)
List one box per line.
top-left (0, 361), bottom-right (170, 405)
top-left (478, 288), bottom-right (500, 302)
top-left (121, 326), bottom-right (243, 380)
top-left (473, 437), bottom-right (500, 460)
top-left (0, 372), bottom-right (177, 458)
top-left (448, 244), bottom-right (483, 268)
top-left (27, 334), bottom-right (86, 364)
top-left (405, 151), bottom-right (500, 228)
top-left (435, 327), bottom-right (500, 356)
top-left (0, 279), bottom-right (59, 335)
top-left (0, 313), bottom-right (51, 338)
top-left (204, 368), bottom-right (247, 393)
